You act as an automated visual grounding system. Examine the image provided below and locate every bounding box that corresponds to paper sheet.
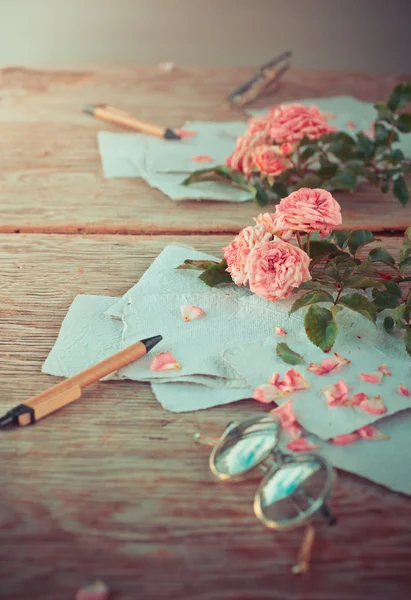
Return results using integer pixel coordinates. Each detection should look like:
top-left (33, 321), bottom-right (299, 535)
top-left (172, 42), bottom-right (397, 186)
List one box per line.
top-left (223, 336), bottom-right (411, 440)
top-left (97, 120), bottom-right (252, 202)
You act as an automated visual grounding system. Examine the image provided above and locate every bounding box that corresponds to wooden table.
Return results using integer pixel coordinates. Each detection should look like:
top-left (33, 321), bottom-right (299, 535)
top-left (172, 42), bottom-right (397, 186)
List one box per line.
top-left (1, 66), bottom-right (410, 599)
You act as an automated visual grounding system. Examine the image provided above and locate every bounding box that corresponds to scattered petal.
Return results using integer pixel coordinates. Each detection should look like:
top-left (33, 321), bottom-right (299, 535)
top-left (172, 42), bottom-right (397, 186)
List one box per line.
top-left (282, 368), bottom-right (311, 392)
top-left (157, 61), bottom-right (176, 72)
top-left (274, 326), bottom-right (287, 336)
top-left (253, 383), bottom-right (284, 403)
top-left (268, 372), bottom-right (282, 386)
top-left (398, 383), bottom-right (411, 397)
top-left (357, 335), bottom-right (362, 339)
top-left (75, 581), bottom-right (109, 600)
top-left (332, 433), bottom-right (359, 445)
top-left (307, 352), bottom-right (350, 375)
top-left (270, 399), bottom-right (298, 430)
top-left (356, 425), bottom-right (389, 441)
top-left (359, 395), bottom-right (386, 415)
top-left (192, 154), bottom-right (213, 163)
top-left (151, 352), bottom-right (181, 372)
top-left (180, 304), bottom-right (205, 322)
top-left (321, 380), bottom-right (349, 406)
top-left (377, 364), bottom-right (392, 376)
top-left (359, 372), bottom-right (383, 384)
top-left (347, 120), bottom-right (356, 129)
top-left (176, 128), bottom-right (197, 138)
top-left (345, 392), bottom-right (368, 406)
top-left (286, 438), bottom-right (320, 452)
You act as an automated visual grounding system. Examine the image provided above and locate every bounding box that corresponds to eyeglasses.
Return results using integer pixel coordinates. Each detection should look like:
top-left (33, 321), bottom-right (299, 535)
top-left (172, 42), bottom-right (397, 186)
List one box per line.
top-left (194, 413), bottom-right (337, 574)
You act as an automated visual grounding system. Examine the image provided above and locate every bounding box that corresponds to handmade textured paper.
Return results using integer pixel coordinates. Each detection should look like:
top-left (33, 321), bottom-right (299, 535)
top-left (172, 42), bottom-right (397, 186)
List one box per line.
top-left (223, 335), bottom-right (411, 440)
top-left (97, 121), bottom-right (252, 202)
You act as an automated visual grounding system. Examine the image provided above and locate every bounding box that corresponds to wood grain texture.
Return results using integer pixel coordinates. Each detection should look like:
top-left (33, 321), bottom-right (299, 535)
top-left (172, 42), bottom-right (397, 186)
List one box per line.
top-left (1, 65), bottom-right (411, 234)
top-left (1, 233), bottom-right (410, 600)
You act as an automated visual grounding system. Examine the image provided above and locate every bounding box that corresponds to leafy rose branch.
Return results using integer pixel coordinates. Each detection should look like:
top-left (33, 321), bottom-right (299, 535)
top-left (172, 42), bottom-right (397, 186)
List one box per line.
top-left (178, 228), bottom-right (411, 357)
top-left (182, 82), bottom-right (411, 206)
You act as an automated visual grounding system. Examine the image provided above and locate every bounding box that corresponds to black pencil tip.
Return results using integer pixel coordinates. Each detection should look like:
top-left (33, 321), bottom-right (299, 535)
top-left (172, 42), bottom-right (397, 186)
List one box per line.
top-left (164, 128), bottom-right (181, 140)
top-left (0, 413), bottom-right (15, 429)
top-left (141, 335), bottom-right (163, 353)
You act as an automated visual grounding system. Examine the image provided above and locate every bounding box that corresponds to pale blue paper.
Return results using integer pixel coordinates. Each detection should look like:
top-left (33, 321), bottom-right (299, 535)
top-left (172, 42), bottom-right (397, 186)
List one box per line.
top-left (97, 120), bottom-right (252, 202)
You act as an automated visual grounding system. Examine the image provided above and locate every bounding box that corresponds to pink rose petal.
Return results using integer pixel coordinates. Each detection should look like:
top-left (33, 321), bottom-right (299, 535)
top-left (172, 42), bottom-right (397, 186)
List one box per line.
top-left (274, 326), bottom-right (287, 336)
top-left (332, 433), bottom-right (359, 445)
top-left (75, 581), bottom-right (109, 600)
top-left (286, 438), bottom-right (320, 452)
top-left (356, 425), bottom-right (389, 441)
top-left (377, 364), bottom-right (392, 376)
top-left (345, 392), bottom-right (368, 406)
top-left (321, 380), bottom-right (349, 406)
top-left (347, 120), bottom-right (356, 129)
top-left (398, 383), bottom-right (410, 397)
top-left (253, 383), bottom-right (284, 404)
top-left (359, 395), bottom-right (386, 415)
top-left (270, 399), bottom-right (297, 430)
top-left (151, 352), bottom-right (181, 372)
top-left (307, 352), bottom-right (350, 375)
top-left (176, 128), bottom-right (197, 138)
top-left (282, 368), bottom-right (311, 392)
top-left (180, 304), bottom-right (205, 322)
top-left (359, 372), bottom-right (383, 384)
top-left (192, 154), bottom-right (213, 163)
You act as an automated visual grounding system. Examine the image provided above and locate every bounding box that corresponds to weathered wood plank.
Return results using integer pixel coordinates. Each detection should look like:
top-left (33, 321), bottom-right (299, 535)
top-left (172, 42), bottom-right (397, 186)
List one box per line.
top-left (0, 66), bottom-right (410, 234)
top-left (0, 233), bottom-right (410, 599)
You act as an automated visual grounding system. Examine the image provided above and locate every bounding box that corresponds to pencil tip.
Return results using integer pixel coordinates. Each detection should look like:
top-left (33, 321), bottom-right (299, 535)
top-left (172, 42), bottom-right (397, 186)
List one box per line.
top-left (141, 335), bottom-right (163, 353)
top-left (83, 104), bottom-right (96, 115)
top-left (164, 128), bottom-right (181, 140)
top-left (0, 413), bottom-right (15, 429)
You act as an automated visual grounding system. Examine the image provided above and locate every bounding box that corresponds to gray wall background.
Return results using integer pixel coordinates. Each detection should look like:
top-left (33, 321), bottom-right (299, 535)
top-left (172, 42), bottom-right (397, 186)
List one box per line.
top-left (1, 0), bottom-right (410, 72)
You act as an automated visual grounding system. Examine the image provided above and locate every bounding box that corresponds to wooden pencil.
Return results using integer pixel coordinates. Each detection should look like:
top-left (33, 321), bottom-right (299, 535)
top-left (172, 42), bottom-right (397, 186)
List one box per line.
top-left (0, 334), bottom-right (162, 428)
top-left (84, 104), bottom-right (181, 139)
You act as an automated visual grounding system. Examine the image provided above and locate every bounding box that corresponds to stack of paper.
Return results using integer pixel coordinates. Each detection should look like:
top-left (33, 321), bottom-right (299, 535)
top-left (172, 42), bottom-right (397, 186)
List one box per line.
top-left (43, 245), bottom-right (411, 495)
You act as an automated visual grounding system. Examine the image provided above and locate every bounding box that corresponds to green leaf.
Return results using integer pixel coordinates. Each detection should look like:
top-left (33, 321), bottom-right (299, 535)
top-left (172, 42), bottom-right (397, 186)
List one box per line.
top-left (250, 182), bottom-right (269, 207)
top-left (387, 82), bottom-right (411, 111)
top-left (177, 259), bottom-right (219, 271)
top-left (329, 168), bottom-right (357, 191)
top-left (374, 123), bottom-right (391, 145)
top-left (289, 290), bottom-right (334, 315)
top-left (304, 305), bottom-right (338, 352)
top-left (372, 288), bottom-right (401, 312)
top-left (374, 102), bottom-right (394, 122)
top-left (356, 133), bottom-right (375, 160)
top-left (316, 160), bottom-right (339, 179)
top-left (368, 247), bottom-right (396, 266)
top-left (198, 259), bottom-right (232, 287)
top-left (392, 304), bottom-right (410, 324)
top-left (383, 148), bottom-right (405, 162)
top-left (303, 240), bottom-right (339, 260)
top-left (331, 305), bottom-right (344, 319)
top-left (332, 230), bottom-right (349, 249)
top-left (295, 174), bottom-right (323, 189)
top-left (272, 181), bottom-right (289, 199)
top-left (404, 328), bottom-right (411, 357)
top-left (400, 254), bottom-right (411, 273)
top-left (393, 175), bottom-right (409, 206)
top-left (338, 293), bottom-right (377, 323)
top-left (347, 230), bottom-right (375, 255)
top-left (384, 316), bottom-right (395, 333)
top-left (298, 280), bottom-right (338, 291)
top-left (385, 281), bottom-right (403, 298)
top-left (344, 275), bottom-right (386, 291)
top-left (276, 342), bottom-right (304, 365)
top-left (300, 144), bottom-right (318, 160)
top-left (396, 113), bottom-right (411, 133)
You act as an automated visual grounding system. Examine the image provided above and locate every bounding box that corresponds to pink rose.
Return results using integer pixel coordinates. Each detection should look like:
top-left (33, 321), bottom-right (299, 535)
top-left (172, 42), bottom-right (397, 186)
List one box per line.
top-left (275, 187), bottom-right (342, 237)
top-left (247, 240), bottom-right (311, 301)
top-left (280, 142), bottom-right (294, 157)
top-left (254, 212), bottom-right (293, 241)
top-left (269, 104), bottom-right (336, 143)
top-left (226, 132), bottom-right (269, 177)
top-left (253, 145), bottom-right (288, 177)
top-left (246, 116), bottom-right (272, 137)
top-left (223, 224), bottom-right (272, 286)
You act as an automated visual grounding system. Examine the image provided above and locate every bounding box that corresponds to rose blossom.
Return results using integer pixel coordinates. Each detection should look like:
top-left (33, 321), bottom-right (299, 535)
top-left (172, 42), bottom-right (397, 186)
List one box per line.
top-left (246, 240), bottom-right (311, 301)
top-left (223, 224), bottom-right (272, 286)
top-left (275, 188), bottom-right (342, 237)
top-left (226, 132), bottom-right (270, 177)
top-left (254, 212), bottom-right (293, 240)
top-left (246, 116), bottom-right (272, 137)
top-left (253, 145), bottom-right (288, 177)
top-left (269, 104), bottom-right (336, 143)
top-left (280, 142), bottom-right (294, 156)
